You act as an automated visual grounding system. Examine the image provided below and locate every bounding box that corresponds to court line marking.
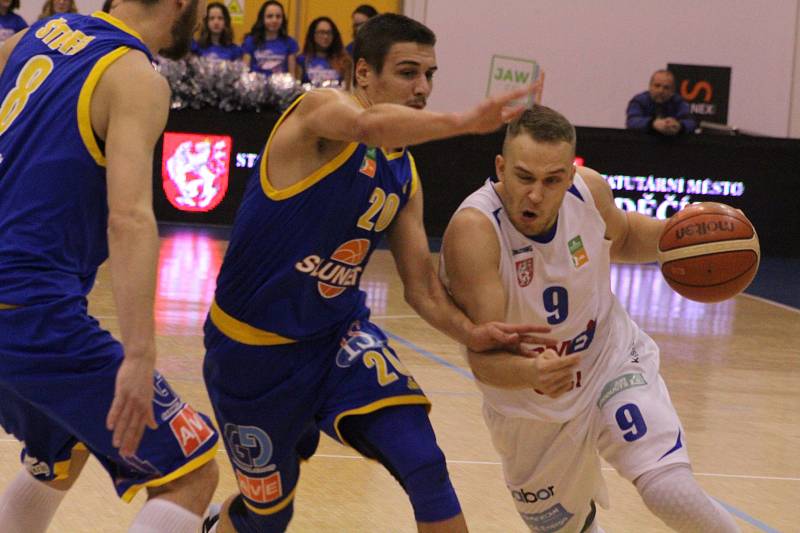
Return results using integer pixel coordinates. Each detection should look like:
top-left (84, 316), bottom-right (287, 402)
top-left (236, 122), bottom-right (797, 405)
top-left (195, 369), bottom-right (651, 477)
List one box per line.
top-left (384, 328), bottom-right (786, 533)
top-left (0, 440), bottom-right (785, 483)
top-left (385, 331), bottom-right (474, 380)
top-left (292, 452), bottom-right (800, 482)
top-left (740, 292), bottom-right (800, 313)
top-left (714, 498), bottom-right (781, 533)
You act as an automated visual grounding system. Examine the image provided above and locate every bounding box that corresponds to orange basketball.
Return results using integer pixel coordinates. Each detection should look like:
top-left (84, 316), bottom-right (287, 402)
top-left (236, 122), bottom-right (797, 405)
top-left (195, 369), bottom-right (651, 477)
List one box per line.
top-left (657, 202), bottom-right (760, 303)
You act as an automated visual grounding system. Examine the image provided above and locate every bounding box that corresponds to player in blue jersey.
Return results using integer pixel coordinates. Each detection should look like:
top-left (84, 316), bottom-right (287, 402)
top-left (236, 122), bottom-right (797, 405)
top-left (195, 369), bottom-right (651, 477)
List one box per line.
top-left (203, 13), bottom-right (547, 533)
top-left (0, 1), bottom-right (221, 532)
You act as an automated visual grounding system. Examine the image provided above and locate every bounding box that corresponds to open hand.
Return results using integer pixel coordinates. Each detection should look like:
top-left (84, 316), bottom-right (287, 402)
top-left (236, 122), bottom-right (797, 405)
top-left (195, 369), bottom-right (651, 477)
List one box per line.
top-left (106, 356), bottom-right (158, 457)
top-left (459, 78), bottom-right (545, 135)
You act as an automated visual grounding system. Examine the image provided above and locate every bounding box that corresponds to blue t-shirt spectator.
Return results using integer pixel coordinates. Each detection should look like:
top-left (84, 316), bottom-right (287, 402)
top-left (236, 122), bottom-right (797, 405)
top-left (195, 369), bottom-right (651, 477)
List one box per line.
top-left (296, 54), bottom-right (342, 85)
top-left (345, 41), bottom-right (354, 57)
top-left (192, 40), bottom-right (244, 61)
top-left (0, 13), bottom-right (27, 44)
top-left (242, 35), bottom-right (298, 75)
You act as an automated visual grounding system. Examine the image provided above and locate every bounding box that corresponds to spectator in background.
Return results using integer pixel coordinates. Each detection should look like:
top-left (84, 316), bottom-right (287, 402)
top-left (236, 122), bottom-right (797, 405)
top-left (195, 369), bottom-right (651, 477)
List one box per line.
top-left (38, 0), bottom-right (76, 19)
top-left (242, 0), bottom-right (298, 76)
top-left (192, 2), bottom-right (243, 61)
top-left (0, 0), bottom-right (26, 44)
top-left (296, 16), bottom-right (350, 87)
top-left (345, 3), bottom-right (377, 57)
top-left (626, 69), bottom-right (696, 135)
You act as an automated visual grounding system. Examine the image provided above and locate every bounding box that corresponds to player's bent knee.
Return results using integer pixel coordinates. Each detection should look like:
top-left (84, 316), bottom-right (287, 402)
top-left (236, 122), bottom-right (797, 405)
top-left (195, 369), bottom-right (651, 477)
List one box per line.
top-left (340, 406), bottom-right (461, 523)
top-left (43, 446), bottom-right (90, 491)
top-left (148, 458), bottom-right (219, 515)
top-left (403, 450), bottom-right (461, 523)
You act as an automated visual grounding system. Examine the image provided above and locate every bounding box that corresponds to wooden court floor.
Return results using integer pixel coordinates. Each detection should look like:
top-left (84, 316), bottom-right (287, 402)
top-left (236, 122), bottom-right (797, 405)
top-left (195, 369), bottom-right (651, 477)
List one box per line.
top-left (0, 229), bottom-right (797, 532)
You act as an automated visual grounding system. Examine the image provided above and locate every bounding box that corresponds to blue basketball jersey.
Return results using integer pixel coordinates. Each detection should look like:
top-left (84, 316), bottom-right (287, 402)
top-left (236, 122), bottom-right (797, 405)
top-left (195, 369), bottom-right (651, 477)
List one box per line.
top-left (211, 93), bottom-right (420, 342)
top-left (0, 12), bottom-right (152, 305)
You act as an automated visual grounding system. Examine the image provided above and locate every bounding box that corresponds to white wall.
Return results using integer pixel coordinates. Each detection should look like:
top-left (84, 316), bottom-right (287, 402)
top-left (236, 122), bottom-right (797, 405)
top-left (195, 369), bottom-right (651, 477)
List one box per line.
top-left (16, 0), bottom-right (800, 137)
top-left (790, 2), bottom-right (800, 137)
top-left (406, 0), bottom-right (799, 137)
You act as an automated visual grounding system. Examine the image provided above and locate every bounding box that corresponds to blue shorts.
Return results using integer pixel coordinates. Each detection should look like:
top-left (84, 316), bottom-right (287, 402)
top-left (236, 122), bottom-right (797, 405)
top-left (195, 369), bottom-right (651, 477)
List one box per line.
top-left (203, 314), bottom-right (429, 516)
top-left (0, 297), bottom-right (219, 501)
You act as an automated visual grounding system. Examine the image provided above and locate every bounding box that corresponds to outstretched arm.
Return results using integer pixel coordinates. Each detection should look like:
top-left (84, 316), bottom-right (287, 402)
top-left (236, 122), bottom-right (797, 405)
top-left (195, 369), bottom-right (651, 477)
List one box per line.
top-left (442, 208), bottom-right (578, 395)
top-left (295, 82), bottom-right (540, 149)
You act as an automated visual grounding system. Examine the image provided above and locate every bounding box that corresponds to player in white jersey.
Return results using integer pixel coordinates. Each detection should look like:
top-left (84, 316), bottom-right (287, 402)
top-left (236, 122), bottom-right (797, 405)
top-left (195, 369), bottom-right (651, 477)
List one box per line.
top-left (440, 105), bottom-right (739, 532)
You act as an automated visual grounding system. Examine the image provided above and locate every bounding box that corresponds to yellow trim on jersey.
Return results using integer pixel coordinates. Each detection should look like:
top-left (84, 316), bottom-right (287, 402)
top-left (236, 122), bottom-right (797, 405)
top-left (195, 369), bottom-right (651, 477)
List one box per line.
top-left (51, 442), bottom-right (87, 481)
top-left (0, 303), bottom-right (19, 310)
top-left (260, 92), bottom-right (360, 200)
top-left (53, 457), bottom-right (71, 480)
top-left (407, 151), bottom-right (421, 198)
top-left (91, 11), bottom-right (145, 42)
top-left (120, 440), bottom-right (219, 503)
top-left (382, 147), bottom-right (405, 160)
top-left (77, 45), bottom-right (131, 167)
top-left (243, 485), bottom-right (298, 515)
top-left (209, 300), bottom-right (297, 346)
top-left (333, 396), bottom-right (431, 447)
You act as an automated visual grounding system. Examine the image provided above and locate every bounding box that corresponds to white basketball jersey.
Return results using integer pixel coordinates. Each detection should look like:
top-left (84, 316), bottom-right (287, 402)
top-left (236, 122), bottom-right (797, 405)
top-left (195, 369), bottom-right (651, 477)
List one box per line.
top-left (441, 174), bottom-right (642, 421)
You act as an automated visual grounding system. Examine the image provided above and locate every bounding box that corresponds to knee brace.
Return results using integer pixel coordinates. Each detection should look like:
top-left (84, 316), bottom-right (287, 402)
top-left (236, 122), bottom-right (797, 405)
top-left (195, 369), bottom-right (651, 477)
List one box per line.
top-left (635, 464), bottom-right (739, 533)
top-left (340, 405), bottom-right (462, 523)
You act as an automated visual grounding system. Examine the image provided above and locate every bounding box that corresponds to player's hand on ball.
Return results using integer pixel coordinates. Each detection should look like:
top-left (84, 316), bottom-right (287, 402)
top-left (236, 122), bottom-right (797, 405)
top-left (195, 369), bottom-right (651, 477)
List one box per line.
top-left (466, 322), bottom-right (554, 354)
top-left (527, 349), bottom-right (580, 399)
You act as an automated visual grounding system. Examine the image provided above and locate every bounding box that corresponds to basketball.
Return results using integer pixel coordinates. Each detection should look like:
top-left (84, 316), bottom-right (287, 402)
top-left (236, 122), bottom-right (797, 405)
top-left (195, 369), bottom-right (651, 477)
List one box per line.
top-left (657, 202), bottom-right (760, 303)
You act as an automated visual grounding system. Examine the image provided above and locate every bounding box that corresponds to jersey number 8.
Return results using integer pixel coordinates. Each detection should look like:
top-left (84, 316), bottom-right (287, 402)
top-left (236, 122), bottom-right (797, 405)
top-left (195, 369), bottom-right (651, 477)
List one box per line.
top-left (0, 55), bottom-right (54, 136)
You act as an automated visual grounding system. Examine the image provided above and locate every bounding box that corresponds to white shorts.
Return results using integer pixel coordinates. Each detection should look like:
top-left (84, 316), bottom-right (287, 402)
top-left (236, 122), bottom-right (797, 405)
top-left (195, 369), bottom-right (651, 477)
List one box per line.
top-left (483, 331), bottom-right (690, 533)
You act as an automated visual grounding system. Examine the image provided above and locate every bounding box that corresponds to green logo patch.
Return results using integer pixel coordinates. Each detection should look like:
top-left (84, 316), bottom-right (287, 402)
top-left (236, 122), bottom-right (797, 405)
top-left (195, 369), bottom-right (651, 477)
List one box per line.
top-left (597, 373), bottom-right (647, 408)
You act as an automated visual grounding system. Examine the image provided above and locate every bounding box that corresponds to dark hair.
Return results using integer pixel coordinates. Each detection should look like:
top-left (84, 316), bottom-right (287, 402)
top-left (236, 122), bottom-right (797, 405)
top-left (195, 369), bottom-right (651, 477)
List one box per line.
top-left (353, 13), bottom-right (435, 74)
top-left (101, 0), bottom-right (113, 12)
top-left (4, 0), bottom-right (20, 12)
top-left (199, 2), bottom-right (234, 48)
top-left (303, 17), bottom-right (343, 58)
top-left (504, 105), bottom-right (576, 152)
top-left (352, 4), bottom-right (378, 18)
top-left (249, 0), bottom-right (288, 46)
top-left (302, 16), bottom-right (351, 79)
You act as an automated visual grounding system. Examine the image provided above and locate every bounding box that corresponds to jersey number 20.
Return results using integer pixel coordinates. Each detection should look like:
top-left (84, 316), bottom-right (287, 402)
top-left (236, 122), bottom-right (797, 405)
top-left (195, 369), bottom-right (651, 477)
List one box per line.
top-left (357, 187), bottom-right (400, 232)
